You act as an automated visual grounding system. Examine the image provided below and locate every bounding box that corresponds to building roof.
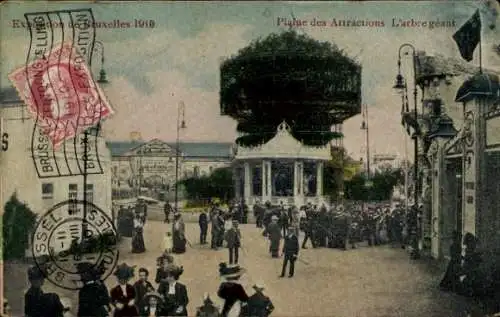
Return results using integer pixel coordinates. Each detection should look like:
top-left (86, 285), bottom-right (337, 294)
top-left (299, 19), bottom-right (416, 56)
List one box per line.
top-left (234, 121), bottom-right (331, 161)
top-left (0, 87), bottom-right (23, 105)
top-left (106, 140), bottom-right (234, 158)
top-left (455, 72), bottom-right (500, 103)
top-left (415, 52), bottom-right (500, 87)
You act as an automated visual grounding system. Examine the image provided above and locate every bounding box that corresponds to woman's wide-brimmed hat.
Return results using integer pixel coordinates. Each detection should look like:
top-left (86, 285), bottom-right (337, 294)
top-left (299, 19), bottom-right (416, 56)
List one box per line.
top-left (219, 262), bottom-right (246, 279)
top-left (144, 291), bottom-right (164, 303)
top-left (165, 264), bottom-right (184, 278)
top-left (157, 253), bottom-right (174, 265)
top-left (114, 263), bottom-right (136, 280)
top-left (76, 262), bottom-right (105, 281)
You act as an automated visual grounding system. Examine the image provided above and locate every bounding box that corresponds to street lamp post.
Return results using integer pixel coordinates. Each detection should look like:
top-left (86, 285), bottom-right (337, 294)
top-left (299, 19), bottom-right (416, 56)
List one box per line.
top-left (82, 40), bottom-right (108, 241)
top-left (393, 43), bottom-right (420, 259)
top-left (174, 101), bottom-right (186, 211)
top-left (361, 104), bottom-right (372, 200)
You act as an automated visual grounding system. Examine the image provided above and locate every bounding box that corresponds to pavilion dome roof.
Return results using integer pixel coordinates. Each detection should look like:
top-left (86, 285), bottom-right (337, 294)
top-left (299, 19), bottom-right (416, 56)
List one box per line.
top-left (234, 121), bottom-right (331, 161)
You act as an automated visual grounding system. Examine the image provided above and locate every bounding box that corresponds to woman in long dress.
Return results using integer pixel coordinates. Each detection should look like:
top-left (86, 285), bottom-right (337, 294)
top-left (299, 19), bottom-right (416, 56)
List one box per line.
top-left (172, 213), bottom-right (186, 254)
top-left (439, 231), bottom-right (462, 292)
top-left (132, 213), bottom-right (146, 253)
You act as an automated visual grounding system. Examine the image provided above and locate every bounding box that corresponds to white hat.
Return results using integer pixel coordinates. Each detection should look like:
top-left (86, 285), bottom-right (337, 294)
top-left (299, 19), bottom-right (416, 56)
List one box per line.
top-left (253, 281), bottom-right (265, 291)
top-left (271, 215), bottom-right (278, 220)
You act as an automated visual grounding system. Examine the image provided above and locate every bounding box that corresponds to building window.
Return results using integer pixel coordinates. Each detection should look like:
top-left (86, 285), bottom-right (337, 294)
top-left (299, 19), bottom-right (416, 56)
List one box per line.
top-left (85, 184), bottom-right (94, 204)
top-left (194, 166), bottom-right (200, 178)
top-left (42, 183), bottom-right (54, 200)
top-left (69, 184), bottom-right (78, 200)
top-left (69, 184), bottom-right (78, 214)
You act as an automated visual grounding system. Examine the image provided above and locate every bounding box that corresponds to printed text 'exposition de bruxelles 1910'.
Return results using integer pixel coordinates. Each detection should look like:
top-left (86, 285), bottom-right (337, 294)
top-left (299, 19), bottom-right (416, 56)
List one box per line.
top-left (276, 17), bottom-right (457, 29)
top-left (10, 19), bottom-right (156, 29)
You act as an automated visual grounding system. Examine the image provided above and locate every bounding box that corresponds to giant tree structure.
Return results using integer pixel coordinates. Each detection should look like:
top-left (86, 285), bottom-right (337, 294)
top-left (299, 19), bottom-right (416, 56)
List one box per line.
top-left (220, 30), bottom-right (362, 147)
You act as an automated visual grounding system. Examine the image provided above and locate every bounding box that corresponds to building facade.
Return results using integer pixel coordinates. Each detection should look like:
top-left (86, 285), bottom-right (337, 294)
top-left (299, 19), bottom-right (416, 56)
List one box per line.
top-left (0, 87), bottom-right (113, 252)
top-left (407, 52), bottom-right (500, 269)
top-left (106, 139), bottom-right (233, 200)
top-left (232, 121), bottom-right (331, 208)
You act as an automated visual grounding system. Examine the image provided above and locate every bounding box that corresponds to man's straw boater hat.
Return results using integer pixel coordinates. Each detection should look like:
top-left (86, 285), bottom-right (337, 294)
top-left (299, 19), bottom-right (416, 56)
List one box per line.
top-left (252, 281), bottom-right (265, 291)
top-left (143, 291), bottom-right (164, 304)
top-left (114, 263), bottom-right (136, 280)
top-left (219, 262), bottom-right (246, 279)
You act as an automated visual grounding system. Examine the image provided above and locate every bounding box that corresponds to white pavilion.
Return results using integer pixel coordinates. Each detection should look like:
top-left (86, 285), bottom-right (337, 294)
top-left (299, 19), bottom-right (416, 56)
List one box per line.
top-left (232, 121), bottom-right (331, 208)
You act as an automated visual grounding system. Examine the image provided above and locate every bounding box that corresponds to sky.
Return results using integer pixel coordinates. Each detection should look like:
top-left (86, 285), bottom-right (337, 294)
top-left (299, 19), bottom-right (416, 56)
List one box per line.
top-left (1, 0), bottom-right (499, 161)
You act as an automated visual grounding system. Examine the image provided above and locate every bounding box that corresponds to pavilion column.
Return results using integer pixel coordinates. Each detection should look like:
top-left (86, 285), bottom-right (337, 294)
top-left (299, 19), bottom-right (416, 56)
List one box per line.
top-left (294, 161), bottom-right (299, 197)
top-left (316, 161), bottom-right (324, 197)
top-left (267, 161), bottom-right (272, 200)
top-left (234, 166), bottom-right (241, 199)
top-left (244, 162), bottom-right (251, 202)
top-left (261, 160), bottom-right (266, 201)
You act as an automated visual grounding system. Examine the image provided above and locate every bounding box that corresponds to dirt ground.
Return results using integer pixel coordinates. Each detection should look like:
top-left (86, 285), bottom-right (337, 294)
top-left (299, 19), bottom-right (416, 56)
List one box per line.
top-left (4, 217), bottom-right (481, 317)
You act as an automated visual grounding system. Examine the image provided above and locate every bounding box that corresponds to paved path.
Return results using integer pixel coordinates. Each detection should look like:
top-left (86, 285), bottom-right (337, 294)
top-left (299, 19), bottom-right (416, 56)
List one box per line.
top-left (5, 220), bottom-right (479, 317)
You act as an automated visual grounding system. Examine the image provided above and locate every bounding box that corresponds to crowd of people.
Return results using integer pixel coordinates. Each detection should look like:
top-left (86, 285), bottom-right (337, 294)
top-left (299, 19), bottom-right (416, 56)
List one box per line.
top-left (17, 196), bottom-right (500, 317)
top-left (21, 250), bottom-right (274, 317)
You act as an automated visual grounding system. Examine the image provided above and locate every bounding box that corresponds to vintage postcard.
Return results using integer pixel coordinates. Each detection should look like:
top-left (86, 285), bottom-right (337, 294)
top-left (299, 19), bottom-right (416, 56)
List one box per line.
top-left (1, 1), bottom-right (500, 316)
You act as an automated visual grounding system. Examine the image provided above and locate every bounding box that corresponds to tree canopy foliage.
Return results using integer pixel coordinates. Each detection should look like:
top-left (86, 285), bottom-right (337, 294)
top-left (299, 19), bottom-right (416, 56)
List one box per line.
top-left (220, 30), bottom-right (362, 147)
top-left (3, 193), bottom-right (37, 260)
top-left (179, 167), bottom-right (234, 204)
top-left (344, 168), bottom-right (404, 201)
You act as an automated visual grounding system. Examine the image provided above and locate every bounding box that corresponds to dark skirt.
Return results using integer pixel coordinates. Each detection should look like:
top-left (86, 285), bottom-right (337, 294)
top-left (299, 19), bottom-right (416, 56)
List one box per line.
top-left (132, 229), bottom-right (146, 253)
top-left (439, 259), bottom-right (461, 292)
top-left (173, 232), bottom-right (186, 254)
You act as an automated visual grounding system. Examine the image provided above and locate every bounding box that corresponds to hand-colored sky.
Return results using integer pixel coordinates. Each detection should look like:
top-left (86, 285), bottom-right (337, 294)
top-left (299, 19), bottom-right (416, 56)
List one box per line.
top-left (1, 1), bottom-right (499, 161)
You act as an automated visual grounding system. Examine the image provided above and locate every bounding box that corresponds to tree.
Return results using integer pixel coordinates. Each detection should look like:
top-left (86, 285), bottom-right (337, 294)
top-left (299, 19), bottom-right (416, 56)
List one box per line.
top-left (180, 167), bottom-right (234, 204)
top-left (220, 30), bottom-right (362, 147)
top-left (324, 146), bottom-right (361, 198)
top-left (344, 168), bottom-right (403, 201)
top-left (2, 193), bottom-right (37, 260)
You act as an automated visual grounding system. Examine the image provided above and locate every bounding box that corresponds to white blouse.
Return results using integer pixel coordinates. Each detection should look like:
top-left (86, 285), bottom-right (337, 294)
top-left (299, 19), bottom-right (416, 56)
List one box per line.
top-left (149, 306), bottom-right (156, 316)
top-left (168, 281), bottom-right (177, 295)
top-left (134, 218), bottom-right (143, 229)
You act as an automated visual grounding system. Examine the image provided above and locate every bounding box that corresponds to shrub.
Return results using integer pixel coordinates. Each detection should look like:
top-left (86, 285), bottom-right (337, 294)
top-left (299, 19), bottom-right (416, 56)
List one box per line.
top-left (2, 193), bottom-right (37, 260)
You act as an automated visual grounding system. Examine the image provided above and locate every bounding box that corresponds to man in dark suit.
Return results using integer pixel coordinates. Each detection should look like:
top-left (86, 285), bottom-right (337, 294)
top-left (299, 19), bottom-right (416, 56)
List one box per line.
top-left (224, 220), bottom-right (242, 264)
top-left (199, 209), bottom-right (209, 245)
top-left (280, 225), bottom-right (299, 278)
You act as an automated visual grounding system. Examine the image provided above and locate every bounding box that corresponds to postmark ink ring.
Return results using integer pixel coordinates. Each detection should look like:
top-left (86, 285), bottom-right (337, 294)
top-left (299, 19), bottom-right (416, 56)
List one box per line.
top-left (32, 199), bottom-right (119, 290)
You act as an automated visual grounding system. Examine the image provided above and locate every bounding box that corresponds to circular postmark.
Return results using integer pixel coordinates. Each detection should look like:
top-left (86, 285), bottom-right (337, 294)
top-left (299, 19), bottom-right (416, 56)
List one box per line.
top-left (32, 200), bottom-right (119, 290)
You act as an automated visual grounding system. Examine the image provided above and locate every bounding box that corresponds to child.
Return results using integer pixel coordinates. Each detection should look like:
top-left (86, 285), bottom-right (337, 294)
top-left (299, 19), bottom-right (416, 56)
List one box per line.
top-left (162, 231), bottom-right (173, 254)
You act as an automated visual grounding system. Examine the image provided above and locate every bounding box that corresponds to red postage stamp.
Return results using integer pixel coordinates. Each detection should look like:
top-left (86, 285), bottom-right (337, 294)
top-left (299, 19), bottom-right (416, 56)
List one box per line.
top-left (8, 41), bottom-right (113, 149)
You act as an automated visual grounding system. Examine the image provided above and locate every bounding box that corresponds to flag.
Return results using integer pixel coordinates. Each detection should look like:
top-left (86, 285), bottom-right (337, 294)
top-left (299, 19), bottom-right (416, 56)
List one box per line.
top-left (453, 10), bottom-right (481, 62)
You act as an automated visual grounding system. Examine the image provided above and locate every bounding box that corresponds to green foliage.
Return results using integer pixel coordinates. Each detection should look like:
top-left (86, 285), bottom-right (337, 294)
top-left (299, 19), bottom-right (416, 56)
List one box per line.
top-left (344, 168), bottom-right (403, 201)
top-left (180, 167), bottom-right (234, 203)
top-left (220, 30), bottom-right (361, 147)
top-left (2, 193), bottom-right (37, 260)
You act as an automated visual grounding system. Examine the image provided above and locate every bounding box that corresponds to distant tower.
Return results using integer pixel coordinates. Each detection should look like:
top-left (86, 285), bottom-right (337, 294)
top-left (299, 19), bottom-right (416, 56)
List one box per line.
top-left (130, 131), bottom-right (143, 142)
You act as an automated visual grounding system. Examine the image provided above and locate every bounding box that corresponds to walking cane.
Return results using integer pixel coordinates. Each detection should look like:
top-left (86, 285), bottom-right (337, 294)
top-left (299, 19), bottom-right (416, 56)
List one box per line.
top-left (296, 257), bottom-right (310, 266)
